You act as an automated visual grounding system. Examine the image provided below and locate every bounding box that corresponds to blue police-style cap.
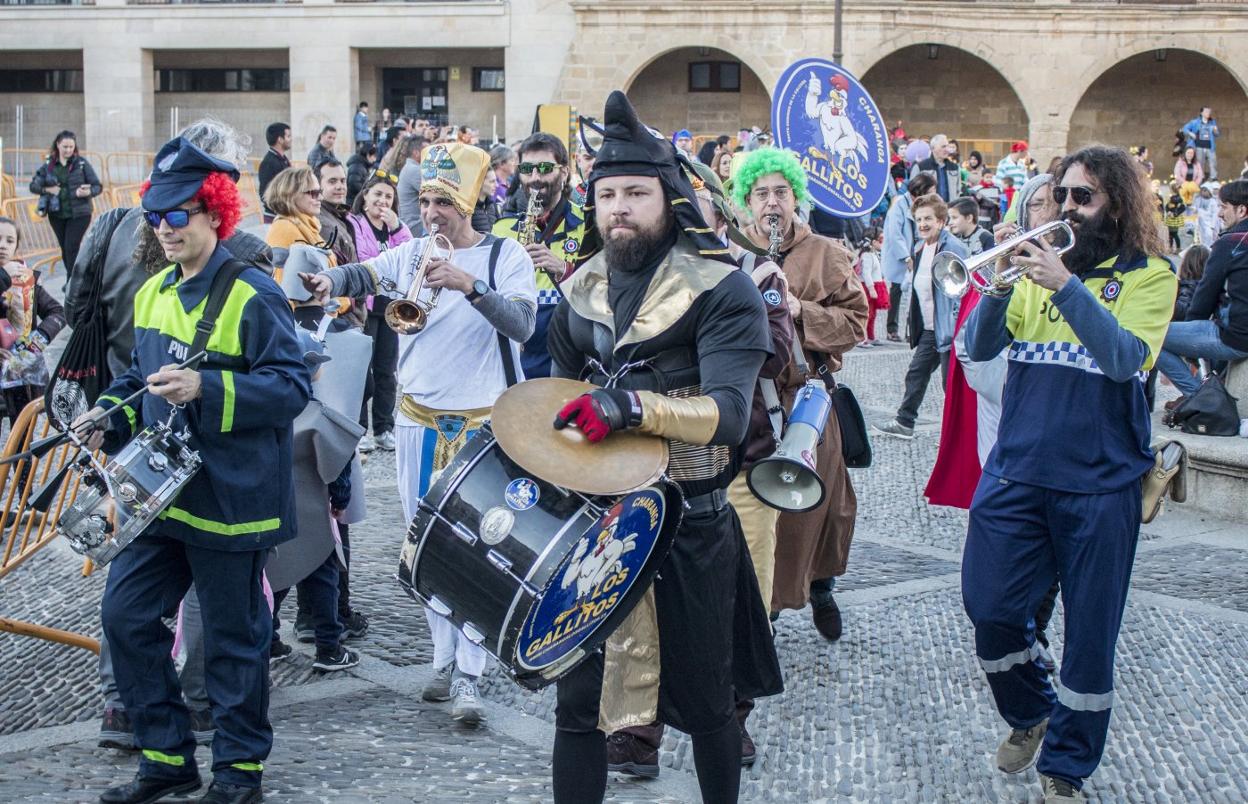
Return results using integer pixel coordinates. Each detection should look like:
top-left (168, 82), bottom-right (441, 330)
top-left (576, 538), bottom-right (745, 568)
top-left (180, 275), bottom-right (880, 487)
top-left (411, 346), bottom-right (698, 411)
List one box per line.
top-left (142, 137), bottom-right (241, 212)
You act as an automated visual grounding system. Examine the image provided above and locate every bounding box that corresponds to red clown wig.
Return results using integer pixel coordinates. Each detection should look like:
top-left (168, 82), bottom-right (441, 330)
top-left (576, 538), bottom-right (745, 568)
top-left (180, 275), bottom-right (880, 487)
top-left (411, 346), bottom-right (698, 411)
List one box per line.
top-left (139, 171), bottom-right (242, 241)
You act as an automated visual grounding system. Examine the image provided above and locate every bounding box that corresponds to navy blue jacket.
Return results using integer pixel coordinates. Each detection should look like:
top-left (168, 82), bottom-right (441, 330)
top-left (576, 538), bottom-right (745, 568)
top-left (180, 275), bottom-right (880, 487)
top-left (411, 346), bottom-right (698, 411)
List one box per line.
top-left (98, 244), bottom-right (311, 551)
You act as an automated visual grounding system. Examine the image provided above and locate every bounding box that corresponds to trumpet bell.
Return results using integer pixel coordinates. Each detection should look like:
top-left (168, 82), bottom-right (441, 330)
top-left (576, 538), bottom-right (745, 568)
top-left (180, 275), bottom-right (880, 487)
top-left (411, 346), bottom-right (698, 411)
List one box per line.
top-left (384, 299), bottom-right (428, 334)
top-left (932, 252), bottom-right (971, 299)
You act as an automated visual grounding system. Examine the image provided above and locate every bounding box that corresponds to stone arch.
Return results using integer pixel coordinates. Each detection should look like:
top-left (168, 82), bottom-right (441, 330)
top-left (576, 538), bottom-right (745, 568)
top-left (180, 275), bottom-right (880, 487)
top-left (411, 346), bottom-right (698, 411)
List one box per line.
top-left (1067, 47), bottom-right (1248, 180)
top-left (623, 46), bottom-right (772, 138)
top-left (860, 43), bottom-right (1030, 166)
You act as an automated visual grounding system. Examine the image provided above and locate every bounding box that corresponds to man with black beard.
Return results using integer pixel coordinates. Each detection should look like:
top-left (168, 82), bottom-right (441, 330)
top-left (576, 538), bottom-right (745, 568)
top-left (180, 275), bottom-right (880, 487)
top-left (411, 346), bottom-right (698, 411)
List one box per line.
top-left (962, 146), bottom-right (1177, 804)
top-left (493, 131), bottom-right (587, 377)
top-left (546, 91), bottom-right (783, 804)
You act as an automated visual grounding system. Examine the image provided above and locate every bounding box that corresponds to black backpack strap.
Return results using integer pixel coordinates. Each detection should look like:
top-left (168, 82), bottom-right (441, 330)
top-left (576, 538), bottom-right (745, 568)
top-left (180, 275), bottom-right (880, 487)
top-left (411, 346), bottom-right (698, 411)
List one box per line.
top-left (189, 259), bottom-right (249, 363)
top-left (486, 237), bottom-right (519, 387)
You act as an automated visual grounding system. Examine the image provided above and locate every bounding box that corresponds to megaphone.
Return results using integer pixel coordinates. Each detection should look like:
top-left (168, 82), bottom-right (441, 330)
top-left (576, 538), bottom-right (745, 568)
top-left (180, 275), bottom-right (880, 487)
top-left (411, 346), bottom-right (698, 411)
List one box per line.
top-left (747, 380), bottom-right (831, 513)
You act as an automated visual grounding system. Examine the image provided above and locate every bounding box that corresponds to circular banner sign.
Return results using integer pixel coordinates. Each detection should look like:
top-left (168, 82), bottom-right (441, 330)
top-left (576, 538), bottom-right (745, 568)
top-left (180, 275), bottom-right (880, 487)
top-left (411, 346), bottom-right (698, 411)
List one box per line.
top-left (771, 58), bottom-right (890, 218)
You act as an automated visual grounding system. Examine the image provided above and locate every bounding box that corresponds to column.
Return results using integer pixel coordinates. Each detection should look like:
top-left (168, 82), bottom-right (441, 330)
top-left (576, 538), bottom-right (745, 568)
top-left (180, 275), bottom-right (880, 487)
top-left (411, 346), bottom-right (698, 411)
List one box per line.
top-left (82, 43), bottom-right (153, 154)
top-left (504, 0), bottom-right (577, 144)
top-left (289, 45), bottom-right (358, 162)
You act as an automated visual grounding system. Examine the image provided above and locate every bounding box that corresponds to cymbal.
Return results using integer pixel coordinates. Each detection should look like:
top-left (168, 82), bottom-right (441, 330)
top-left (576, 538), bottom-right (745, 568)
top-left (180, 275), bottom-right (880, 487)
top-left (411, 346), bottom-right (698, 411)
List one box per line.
top-left (491, 378), bottom-right (669, 496)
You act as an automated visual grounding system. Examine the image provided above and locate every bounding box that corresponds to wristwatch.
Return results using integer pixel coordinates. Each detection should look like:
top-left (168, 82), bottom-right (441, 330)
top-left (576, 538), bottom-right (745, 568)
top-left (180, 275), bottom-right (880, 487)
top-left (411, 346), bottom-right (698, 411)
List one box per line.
top-left (465, 279), bottom-right (490, 303)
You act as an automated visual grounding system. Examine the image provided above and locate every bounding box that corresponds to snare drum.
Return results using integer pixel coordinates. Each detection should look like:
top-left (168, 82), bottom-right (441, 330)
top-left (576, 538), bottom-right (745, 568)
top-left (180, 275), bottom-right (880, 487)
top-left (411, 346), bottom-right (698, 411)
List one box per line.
top-left (57, 421), bottom-right (201, 566)
top-left (397, 426), bottom-right (681, 690)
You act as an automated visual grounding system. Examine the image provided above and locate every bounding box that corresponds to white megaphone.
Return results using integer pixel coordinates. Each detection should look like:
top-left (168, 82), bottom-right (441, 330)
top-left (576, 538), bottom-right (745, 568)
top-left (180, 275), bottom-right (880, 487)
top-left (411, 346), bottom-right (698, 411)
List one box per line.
top-left (747, 380), bottom-right (831, 513)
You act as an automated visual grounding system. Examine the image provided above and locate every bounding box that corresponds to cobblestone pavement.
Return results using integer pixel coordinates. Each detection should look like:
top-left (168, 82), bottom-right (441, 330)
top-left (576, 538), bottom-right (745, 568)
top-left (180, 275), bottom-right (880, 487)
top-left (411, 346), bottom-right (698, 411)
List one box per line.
top-left (2, 339), bottom-right (1247, 802)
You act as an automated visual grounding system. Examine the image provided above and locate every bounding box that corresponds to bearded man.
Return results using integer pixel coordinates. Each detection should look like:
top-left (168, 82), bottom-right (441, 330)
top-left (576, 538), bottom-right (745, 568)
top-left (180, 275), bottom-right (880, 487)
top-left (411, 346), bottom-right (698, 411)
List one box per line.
top-left (546, 90), bottom-right (782, 804)
top-left (962, 145), bottom-right (1177, 804)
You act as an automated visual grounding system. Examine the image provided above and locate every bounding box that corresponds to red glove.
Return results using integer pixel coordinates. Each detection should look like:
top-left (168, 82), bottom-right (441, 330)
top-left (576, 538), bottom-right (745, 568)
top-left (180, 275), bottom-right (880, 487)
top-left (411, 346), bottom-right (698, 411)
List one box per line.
top-left (553, 388), bottom-right (641, 443)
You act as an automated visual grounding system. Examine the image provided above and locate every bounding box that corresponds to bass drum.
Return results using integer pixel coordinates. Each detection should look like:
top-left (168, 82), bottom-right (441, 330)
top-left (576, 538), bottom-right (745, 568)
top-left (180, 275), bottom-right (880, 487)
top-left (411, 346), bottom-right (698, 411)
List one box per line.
top-left (397, 425), bottom-right (681, 690)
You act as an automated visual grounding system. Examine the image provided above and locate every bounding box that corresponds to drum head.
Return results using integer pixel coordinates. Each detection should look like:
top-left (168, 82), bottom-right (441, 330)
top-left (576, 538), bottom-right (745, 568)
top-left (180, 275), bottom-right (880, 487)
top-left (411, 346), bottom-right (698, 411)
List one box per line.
top-left (491, 378), bottom-right (668, 496)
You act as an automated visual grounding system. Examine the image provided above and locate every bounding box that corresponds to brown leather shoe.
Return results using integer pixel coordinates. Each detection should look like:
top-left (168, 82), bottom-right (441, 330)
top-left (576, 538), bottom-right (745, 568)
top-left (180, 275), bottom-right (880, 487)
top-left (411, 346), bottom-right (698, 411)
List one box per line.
top-left (607, 730), bottom-right (659, 778)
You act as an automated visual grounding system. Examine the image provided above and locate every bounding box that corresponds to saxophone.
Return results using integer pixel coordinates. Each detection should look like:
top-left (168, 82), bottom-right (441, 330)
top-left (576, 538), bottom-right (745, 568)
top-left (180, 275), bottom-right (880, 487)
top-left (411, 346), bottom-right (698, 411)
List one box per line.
top-left (520, 189), bottom-right (566, 285)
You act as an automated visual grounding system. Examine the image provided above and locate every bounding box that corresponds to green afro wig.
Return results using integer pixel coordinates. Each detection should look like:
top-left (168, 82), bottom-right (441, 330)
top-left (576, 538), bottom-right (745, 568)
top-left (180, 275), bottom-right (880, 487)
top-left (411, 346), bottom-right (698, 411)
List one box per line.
top-left (731, 147), bottom-right (811, 214)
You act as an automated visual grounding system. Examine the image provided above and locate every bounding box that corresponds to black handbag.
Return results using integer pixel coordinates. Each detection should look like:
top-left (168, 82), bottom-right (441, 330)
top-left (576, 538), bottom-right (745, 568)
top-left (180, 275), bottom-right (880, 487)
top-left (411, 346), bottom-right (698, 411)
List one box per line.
top-left (1167, 374), bottom-right (1241, 437)
top-left (43, 208), bottom-right (127, 429)
top-left (812, 353), bottom-right (873, 469)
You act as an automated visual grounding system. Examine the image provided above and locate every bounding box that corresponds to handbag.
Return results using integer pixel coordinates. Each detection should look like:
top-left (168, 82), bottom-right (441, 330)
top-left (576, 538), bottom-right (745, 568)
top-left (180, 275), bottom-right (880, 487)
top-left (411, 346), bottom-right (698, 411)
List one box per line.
top-left (43, 208), bottom-right (127, 429)
top-left (811, 352), bottom-right (873, 469)
top-left (1166, 373), bottom-right (1240, 437)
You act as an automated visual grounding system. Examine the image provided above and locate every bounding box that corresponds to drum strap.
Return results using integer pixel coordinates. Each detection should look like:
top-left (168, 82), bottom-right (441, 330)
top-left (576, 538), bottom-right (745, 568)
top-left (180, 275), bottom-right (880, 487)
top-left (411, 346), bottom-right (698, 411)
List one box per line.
top-left (190, 259), bottom-right (249, 362)
top-left (485, 236), bottom-right (520, 387)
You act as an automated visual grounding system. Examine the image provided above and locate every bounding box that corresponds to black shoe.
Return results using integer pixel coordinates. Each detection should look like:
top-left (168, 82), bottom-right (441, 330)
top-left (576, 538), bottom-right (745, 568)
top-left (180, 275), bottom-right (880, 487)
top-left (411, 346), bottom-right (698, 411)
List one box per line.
top-left (189, 707), bottom-right (215, 746)
top-left (740, 722), bottom-right (757, 766)
top-left (198, 781), bottom-right (262, 804)
top-left (99, 773), bottom-right (201, 804)
top-left (340, 610), bottom-right (369, 640)
top-left (293, 613), bottom-right (314, 644)
top-left (312, 646), bottom-right (360, 672)
top-left (99, 707), bottom-right (136, 751)
top-left (606, 732), bottom-right (660, 779)
top-left (268, 638), bottom-right (293, 666)
top-left (812, 596), bottom-right (843, 641)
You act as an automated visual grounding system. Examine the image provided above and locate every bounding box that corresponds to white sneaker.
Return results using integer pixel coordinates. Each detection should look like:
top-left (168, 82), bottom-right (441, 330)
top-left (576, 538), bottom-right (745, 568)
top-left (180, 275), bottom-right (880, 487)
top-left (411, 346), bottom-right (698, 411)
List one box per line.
top-left (358, 433), bottom-right (376, 453)
top-left (450, 675), bottom-right (485, 726)
top-left (376, 431), bottom-right (397, 451)
top-left (421, 662), bottom-right (454, 702)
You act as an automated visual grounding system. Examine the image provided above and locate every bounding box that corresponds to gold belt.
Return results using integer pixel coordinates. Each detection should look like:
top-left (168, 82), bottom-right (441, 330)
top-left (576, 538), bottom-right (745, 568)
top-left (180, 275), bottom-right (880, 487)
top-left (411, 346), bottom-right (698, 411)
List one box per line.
top-left (399, 396), bottom-right (492, 473)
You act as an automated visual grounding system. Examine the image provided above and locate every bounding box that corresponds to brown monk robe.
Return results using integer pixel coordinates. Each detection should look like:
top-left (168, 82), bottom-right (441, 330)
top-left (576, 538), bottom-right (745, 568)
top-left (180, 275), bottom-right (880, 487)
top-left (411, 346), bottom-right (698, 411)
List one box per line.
top-left (744, 218), bottom-right (868, 612)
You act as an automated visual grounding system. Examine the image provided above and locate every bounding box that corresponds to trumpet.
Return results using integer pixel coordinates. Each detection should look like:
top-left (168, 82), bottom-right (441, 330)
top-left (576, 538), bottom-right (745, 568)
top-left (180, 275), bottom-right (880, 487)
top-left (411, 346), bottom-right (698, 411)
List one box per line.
top-left (932, 220), bottom-right (1075, 299)
top-left (384, 224), bottom-right (455, 335)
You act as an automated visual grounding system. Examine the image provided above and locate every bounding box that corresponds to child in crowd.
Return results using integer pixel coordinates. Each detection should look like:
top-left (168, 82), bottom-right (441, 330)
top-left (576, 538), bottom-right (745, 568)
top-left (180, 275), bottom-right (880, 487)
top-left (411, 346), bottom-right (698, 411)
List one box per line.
top-left (1164, 189), bottom-right (1187, 253)
top-left (999, 176), bottom-right (1016, 218)
top-left (1174, 244), bottom-right (1209, 323)
top-left (0, 216), bottom-right (65, 427)
top-left (856, 226), bottom-right (888, 347)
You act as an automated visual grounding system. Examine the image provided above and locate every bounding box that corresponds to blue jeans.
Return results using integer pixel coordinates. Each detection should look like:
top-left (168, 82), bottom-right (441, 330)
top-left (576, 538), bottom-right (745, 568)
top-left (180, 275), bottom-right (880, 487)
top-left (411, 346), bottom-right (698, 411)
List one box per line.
top-left (1154, 320), bottom-right (1248, 396)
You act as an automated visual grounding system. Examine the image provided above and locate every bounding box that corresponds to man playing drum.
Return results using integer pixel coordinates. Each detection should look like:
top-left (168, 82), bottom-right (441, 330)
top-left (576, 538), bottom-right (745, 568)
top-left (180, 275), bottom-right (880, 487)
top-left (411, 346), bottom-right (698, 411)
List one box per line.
top-left (301, 142), bottom-right (537, 727)
top-left (545, 90), bottom-right (783, 804)
top-left (78, 137), bottom-right (311, 804)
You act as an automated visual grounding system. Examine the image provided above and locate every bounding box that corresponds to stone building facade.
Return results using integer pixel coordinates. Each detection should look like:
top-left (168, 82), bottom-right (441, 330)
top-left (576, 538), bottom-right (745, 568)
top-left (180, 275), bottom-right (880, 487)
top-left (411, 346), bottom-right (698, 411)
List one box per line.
top-left (1, 0), bottom-right (1245, 179)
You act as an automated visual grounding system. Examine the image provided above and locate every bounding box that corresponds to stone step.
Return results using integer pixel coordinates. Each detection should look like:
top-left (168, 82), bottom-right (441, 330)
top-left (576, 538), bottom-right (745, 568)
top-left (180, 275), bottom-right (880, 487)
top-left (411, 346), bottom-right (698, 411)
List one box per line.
top-left (1153, 411), bottom-right (1248, 523)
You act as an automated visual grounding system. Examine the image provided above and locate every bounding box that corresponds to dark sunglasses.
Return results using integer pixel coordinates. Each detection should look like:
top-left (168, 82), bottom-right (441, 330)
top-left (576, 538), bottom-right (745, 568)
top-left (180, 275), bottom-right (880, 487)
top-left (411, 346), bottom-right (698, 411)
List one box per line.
top-left (373, 169), bottom-right (398, 185)
top-left (303, 188), bottom-right (322, 199)
top-left (143, 206), bottom-right (205, 229)
top-left (519, 161), bottom-right (559, 176)
top-left (1053, 185), bottom-right (1097, 206)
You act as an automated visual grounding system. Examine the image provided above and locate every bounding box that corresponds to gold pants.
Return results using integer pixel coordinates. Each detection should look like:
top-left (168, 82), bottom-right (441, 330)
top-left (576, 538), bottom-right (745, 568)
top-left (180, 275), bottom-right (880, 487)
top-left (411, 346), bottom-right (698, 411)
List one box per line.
top-left (727, 469), bottom-right (781, 615)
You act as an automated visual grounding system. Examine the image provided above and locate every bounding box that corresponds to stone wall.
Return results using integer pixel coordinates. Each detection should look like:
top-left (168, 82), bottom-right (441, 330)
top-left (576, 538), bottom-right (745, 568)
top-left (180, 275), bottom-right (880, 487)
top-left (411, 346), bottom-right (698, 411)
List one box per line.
top-left (0, 50), bottom-right (86, 163)
top-left (626, 47), bottom-right (771, 136)
top-left (358, 48), bottom-right (507, 140)
top-left (861, 44), bottom-right (1029, 146)
top-left (1067, 49), bottom-right (1248, 182)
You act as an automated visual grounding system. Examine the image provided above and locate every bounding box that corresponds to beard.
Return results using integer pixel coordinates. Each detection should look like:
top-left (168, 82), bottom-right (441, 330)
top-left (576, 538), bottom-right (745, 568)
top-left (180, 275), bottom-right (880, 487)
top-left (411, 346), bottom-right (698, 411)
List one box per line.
top-left (1060, 207), bottom-right (1120, 274)
top-left (134, 222), bottom-right (173, 274)
top-left (527, 175), bottom-right (566, 209)
top-left (603, 213), bottom-right (673, 275)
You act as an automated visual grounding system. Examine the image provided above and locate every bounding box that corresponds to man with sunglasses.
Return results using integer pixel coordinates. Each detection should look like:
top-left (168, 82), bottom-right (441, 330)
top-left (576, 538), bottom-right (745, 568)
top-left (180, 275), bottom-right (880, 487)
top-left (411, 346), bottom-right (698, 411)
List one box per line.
top-left (493, 131), bottom-right (587, 378)
top-left (962, 146), bottom-right (1177, 804)
top-left (75, 137), bottom-right (310, 804)
top-left (301, 142), bottom-right (537, 727)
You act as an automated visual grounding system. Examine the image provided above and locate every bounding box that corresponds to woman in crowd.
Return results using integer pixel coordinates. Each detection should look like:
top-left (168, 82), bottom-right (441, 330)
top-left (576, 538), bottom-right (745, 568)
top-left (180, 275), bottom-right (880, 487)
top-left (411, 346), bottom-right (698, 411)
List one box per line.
top-left (1174, 145), bottom-right (1204, 204)
top-left (347, 173), bottom-right (411, 453)
top-left (28, 130), bottom-right (102, 279)
top-left (347, 142), bottom-right (378, 206)
top-left (490, 144), bottom-right (517, 203)
top-left (264, 166), bottom-right (333, 270)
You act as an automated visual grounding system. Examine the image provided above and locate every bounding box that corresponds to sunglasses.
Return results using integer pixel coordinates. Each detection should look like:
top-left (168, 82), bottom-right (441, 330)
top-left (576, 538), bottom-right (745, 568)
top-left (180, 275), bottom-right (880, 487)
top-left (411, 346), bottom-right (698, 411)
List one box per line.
top-left (373, 169), bottom-right (398, 185)
top-left (303, 188), bottom-right (322, 199)
top-left (519, 161), bottom-right (559, 176)
top-left (1053, 185), bottom-right (1097, 206)
top-left (143, 206), bottom-right (205, 229)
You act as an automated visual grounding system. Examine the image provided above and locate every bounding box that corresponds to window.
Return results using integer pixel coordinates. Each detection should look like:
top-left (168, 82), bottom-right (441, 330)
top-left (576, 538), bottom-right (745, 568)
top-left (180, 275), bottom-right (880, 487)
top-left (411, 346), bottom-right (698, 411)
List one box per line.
top-left (156, 68), bottom-right (289, 93)
top-left (473, 67), bottom-right (505, 92)
top-left (0, 69), bottom-right (83, 93)
top-left (688, 61), bottom-right (740, 93)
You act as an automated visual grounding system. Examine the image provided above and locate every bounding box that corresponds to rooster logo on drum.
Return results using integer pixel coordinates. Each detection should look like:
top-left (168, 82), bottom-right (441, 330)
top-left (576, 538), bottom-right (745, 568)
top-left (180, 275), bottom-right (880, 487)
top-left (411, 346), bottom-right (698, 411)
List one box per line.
top-left (560, 503), bottom-right (637, 604)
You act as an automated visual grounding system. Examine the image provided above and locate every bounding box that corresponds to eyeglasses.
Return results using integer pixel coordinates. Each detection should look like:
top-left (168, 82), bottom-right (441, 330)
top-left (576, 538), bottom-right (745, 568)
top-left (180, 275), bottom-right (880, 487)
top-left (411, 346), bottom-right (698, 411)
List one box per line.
top-left (143, 206), bottom-right (205, 229)
top-left (519, 161), bottom-right (559, 176)
top-left (1053, 185), bottom-right (1097, 206)
top-left (373, 169), bottom-right (398, 185)
top-left (303, 188), bottom-right (323, 199)
top-left (751, 186), bottom-right (792, 202)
